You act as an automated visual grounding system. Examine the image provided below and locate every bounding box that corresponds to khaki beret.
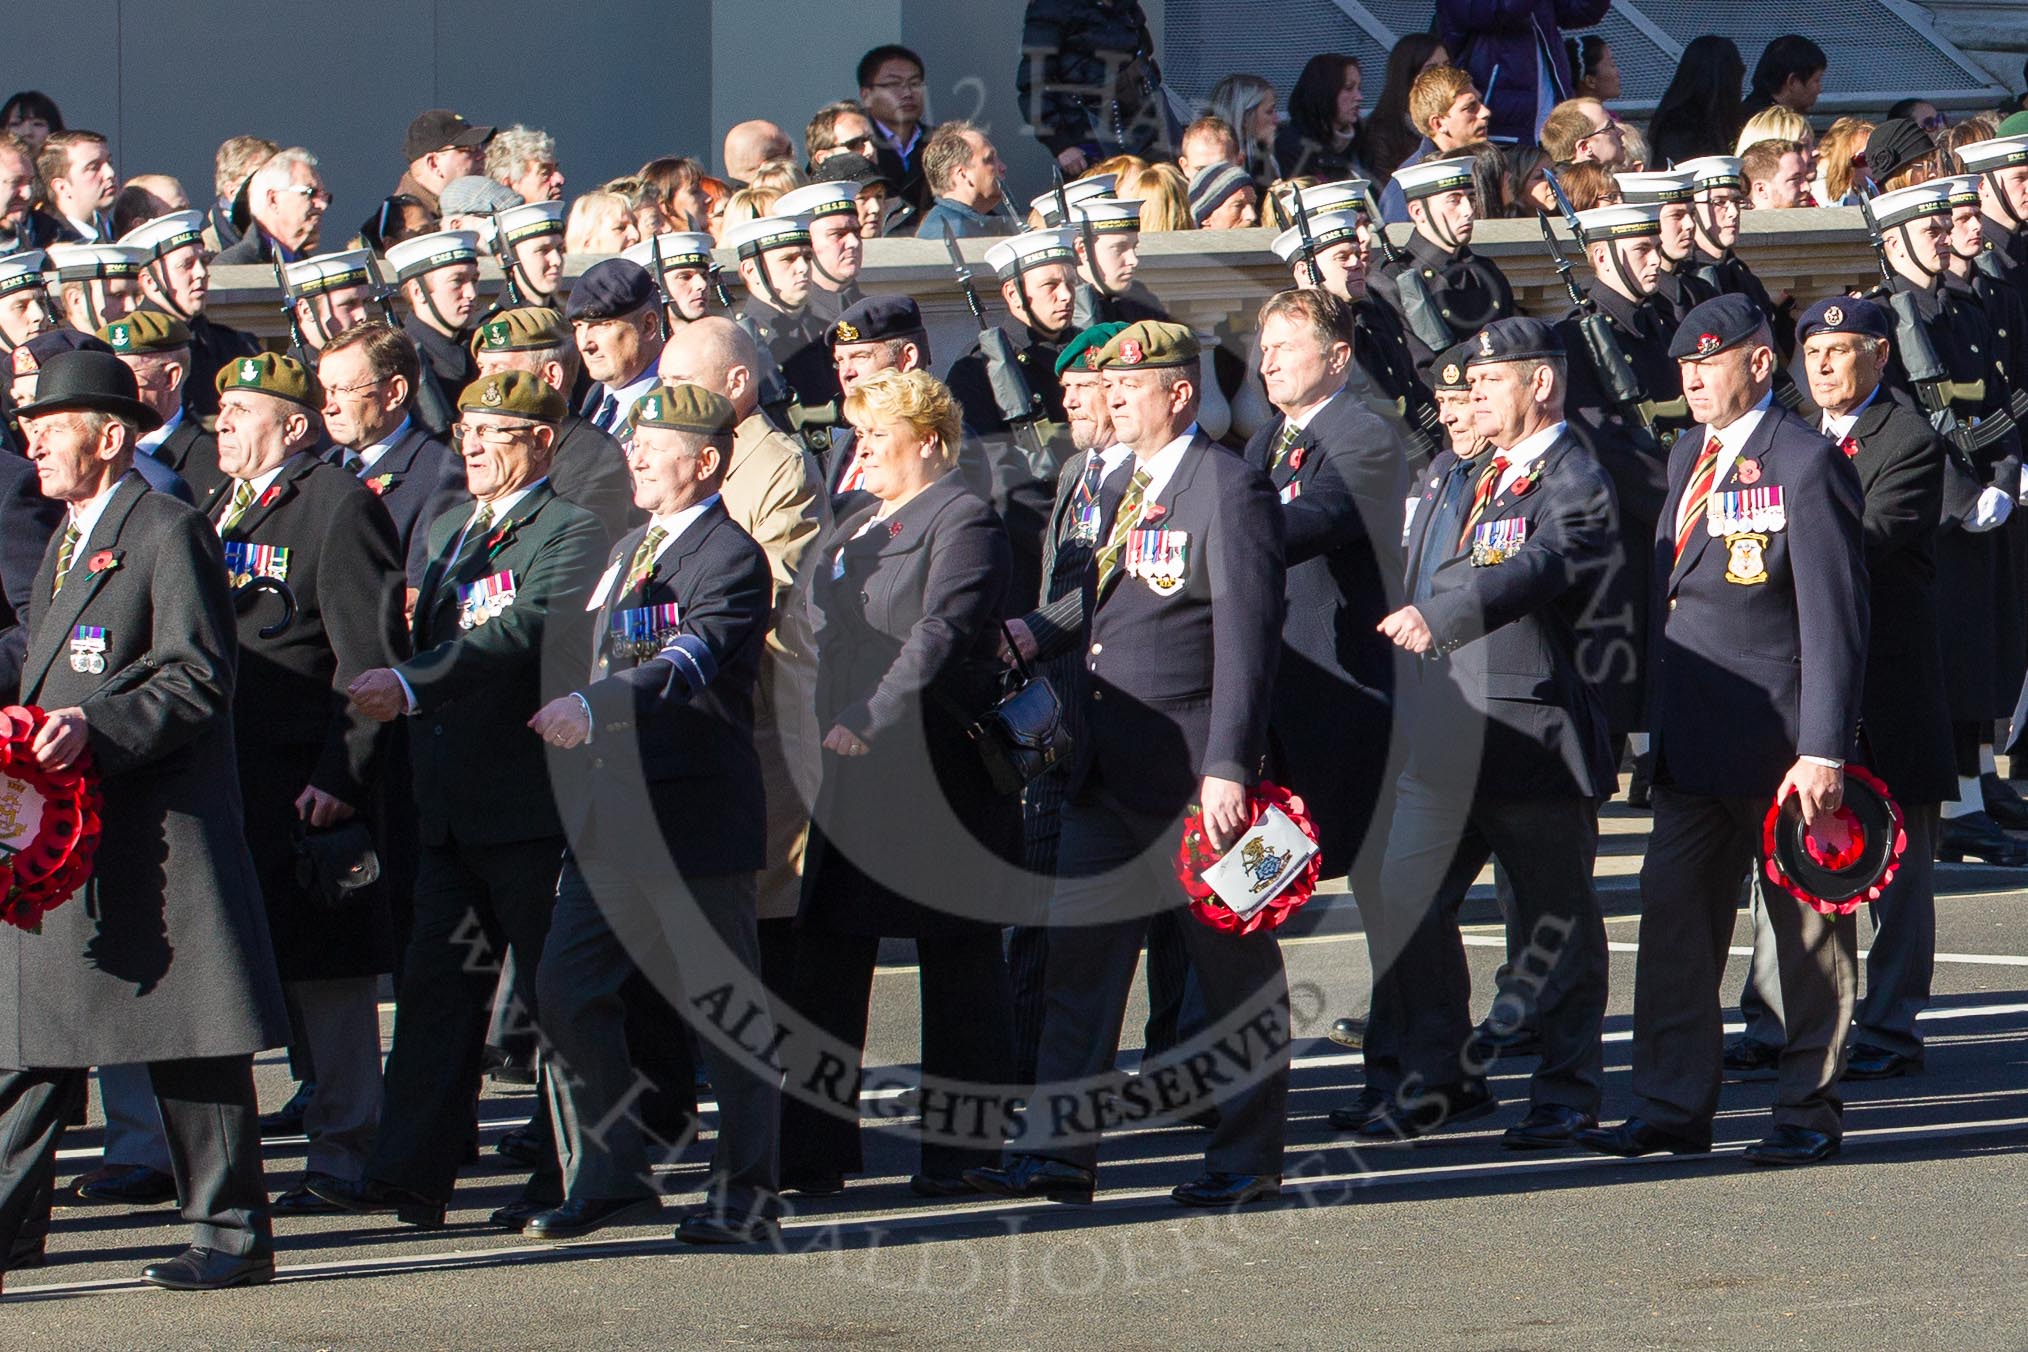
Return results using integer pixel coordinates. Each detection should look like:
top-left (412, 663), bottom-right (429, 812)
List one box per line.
top-left (216, 351), bottom-right (320, 409)
top-left (471, 306), bottom-right (567, 357)
top-left (101, 309), bottom-right (191, 355)
top-left (458, 370), bottom-right (566, 423)
top-left (633, 382), bottom-right (738, 435)
top-left (1095, 319), bottom-right (1200, 371)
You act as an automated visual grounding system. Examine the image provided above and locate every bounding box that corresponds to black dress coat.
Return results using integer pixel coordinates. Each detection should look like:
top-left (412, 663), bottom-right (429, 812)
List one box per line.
top-left (1242, 390), bottom-right (1408, 875)
top-left (148, 412), bottom-right (225, 504)
top-left (0, 448), bottom-right (60, 656)
top-left (352, 419), bottom-right (468, 585)
top-left (219, 452), bottom-right (409, 980)
top-left (1369, 231), bottom-right (1516, 381)
top-left (548, 412), bottom-right (639, 545)
top-left (1836, 393), bottom-right (1956, 805)
top-left (0, 473), bottom-right (288, 1066)
top-left (800, 472), bottom-right (1018, 938)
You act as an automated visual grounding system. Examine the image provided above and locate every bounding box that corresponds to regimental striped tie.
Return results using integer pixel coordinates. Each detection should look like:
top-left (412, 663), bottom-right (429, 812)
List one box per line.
top-left (1270, 420), bottom-right (1301, 471)
top-left (1673, 434), bottom-right (1722, 568)
top-left (1093, 467), bottom-right (1152, 594)
top-left (1456, 454), bottom-right (1509, 552)
top-left (625, 526), bottom-right (667, 595)
top-left (215, 478), bottom-right (257, 533)
top-left (450, 504), bottom-right (496, 577)
top-left (50, 522), bottom-right (80, 596)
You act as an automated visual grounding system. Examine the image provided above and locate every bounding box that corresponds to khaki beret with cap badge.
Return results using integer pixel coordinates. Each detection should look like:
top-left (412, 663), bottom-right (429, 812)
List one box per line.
top-left (100, 309), bottom-right (192, 354)
top-left (458, 370), bottom-right (566, 423)
top-left (216, 351), bottom-right (321, 408)
top-left (471, 306), bottom-right (568, 357)
top-left (1094, 319), bottom-right (1201, 370)
top-left (632, 382), bottom-right (739, 435)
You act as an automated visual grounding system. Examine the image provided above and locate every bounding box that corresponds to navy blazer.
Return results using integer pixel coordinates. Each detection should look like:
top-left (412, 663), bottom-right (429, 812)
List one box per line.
top-left (1649, 404), bottom-right (1869, 798)
top-left (1076, 432), bottom-right (1286, 819)
top-left (0, 448), bottom-right (61, 648)
top-left (1402, 426), bottom-right (1619, 800)
top-left (559, 501), bottom-right (773, 878)
top-left (1243, 391), bottom-right (1407, 870)
top-left (350, 420), bottom-right (467, 584)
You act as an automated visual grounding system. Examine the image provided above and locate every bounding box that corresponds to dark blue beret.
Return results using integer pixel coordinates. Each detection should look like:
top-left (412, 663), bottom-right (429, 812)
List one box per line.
top-left (564, 259), bottom-right (657, 322)
top-left (828, 294), bottom-right (926, 348)
top-left (1463, 316), bottom-right (1564, 367)
top-left (1795, 296), bottom-right (1891, 345)
top-left (1669, 293), bottom-right (1769, 360)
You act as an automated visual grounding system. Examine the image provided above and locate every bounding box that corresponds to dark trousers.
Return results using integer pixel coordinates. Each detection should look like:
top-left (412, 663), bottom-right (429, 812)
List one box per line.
top-left (780, 926), bottom-right (1014, 1181)
top-left (369, 835), bottom-right (564, 1201)
top-left (537, 858), bottom-right (778, 1210)
top-left (1740, 804), bottom-right (1937, 1059)
top-left (1633, 788), bottom-right (1857, 1139)
top-left (1372, 775), bottom-right (1608, 1112)
top-left (0, 1055), bottom-right (271, 1268)
top-left (1029, 792), bottom-right (1292, 1178)
top-left (1008, 912), bottom-right (1191, 1087)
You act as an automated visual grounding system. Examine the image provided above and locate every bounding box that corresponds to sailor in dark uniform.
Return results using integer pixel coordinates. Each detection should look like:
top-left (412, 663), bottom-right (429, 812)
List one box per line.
top-left (484, 201), bottom-right (569, 315)
top-left (120, 209), bottom-right (259, 419)
top-left (1061, 196), bottom-right (1168, 328)
top-left (1679, 157), bottom-right (1783, 329)
top-left (385, 229), bottom-right (483, 420)
top-left (777, 182), bottom-right (866, 325)
top-left (47, 243), bottom-right (143, 335)
top-left (1615, 171), bottom-right (1715, 330)
top-left (1368, 158), bottom-right (1515, 383)
top-left (281, 250), bottom-right (382, 358)
top-left (724, 213), bottom-right (836, 431)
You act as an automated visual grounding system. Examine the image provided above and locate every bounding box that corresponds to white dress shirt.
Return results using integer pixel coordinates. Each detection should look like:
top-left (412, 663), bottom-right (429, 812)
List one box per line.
top-left (1488, 420), bottom-right (1567, 497)
top-left (355, 415), bottom-right (413, 474)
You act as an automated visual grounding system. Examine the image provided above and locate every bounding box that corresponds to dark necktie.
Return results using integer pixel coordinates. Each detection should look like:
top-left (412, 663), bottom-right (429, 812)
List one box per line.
top-left (450, 503), bottom-right (496, 579)
top-left (592, 392), bottom-right (619, 432)
top-left (1411, 459), bottom-right (1479, 604)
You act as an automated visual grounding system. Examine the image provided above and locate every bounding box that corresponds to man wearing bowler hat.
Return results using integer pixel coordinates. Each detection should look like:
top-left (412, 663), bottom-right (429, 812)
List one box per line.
top-left (1580, 294), bottom-right (1868, 1167)
top-left (0, 347), bottom-right (288, 1289)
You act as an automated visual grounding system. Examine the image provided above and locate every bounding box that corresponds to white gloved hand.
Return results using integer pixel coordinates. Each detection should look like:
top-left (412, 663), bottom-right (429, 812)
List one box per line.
top-left (1971, 485), bottom-right (2015, 532)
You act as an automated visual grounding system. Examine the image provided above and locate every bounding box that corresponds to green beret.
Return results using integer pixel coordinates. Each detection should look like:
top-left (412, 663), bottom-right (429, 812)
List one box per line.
top-left (1055, 321), bottom-right (1129, 376)
top-left (633, 382), bottom-right (738, 436)
top-left (471, 306), bottom-right (567, 357)
top-left (101, 309), bottom-right (191, 355)
top-left (216, 351), bottom-right (319, 409)
top-left (1094, 319), bottom-right (1200, 371)
top-left (459, 370), bottom-right (566, 423)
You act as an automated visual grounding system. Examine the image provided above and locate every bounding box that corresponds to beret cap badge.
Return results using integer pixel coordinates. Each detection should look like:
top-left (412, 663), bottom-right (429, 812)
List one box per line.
top-left (1118, 339), bottom-right (1144, 365)
top-left (239, 358), bottom-right (260, 383)
top-left (1442, 362), bottom-right (1461, 385)
top-left (1824, 305), bottom-right (1844, 327)
top-left (481, 382), bottom-right (503, 407)
top-left (834, 320), bottom-right (860, 343)
top-left (1695, 332), bottom-right (1721, 357)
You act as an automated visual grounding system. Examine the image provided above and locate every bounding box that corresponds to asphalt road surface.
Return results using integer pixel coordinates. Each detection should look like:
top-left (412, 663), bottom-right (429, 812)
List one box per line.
top-left (4, 798), bottom-right (2025, 1349)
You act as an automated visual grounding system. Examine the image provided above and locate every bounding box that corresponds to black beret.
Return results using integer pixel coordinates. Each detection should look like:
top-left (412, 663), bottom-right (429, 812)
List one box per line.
top-left (1463, 317), bottom-right (1564, 367)
top-left (1795, 297), bottom-right (1891, 345)
top-left (828, 295), bottom-right (925, 348)
top-left (564, 259), bottom-right (657, 322)
top-left (1669, 294), bottom-right (1770, 360)
top-left (811, 151), bottom-right (890, 191)
top-left (1431, 342), bottom-right (1476, 391)
top-left (1864, 118), bottom-right (1935, 186)
top-left (11, 329), bottom-right (112, 378)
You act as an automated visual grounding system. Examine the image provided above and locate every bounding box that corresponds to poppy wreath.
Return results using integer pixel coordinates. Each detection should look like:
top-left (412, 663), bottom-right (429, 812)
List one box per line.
top-left (1174, 781), bottom-right (1322, 936)
top-left (1760, 764), bottom-right (1907, 916)
top-left (0, 705), bottom-right (104, 932)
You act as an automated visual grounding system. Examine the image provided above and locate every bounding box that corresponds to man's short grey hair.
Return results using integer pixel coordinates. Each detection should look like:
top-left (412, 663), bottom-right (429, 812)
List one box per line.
top-left (487, 125), bottom-right (556, 183)
top-left (250, 147), bottom-right (319, 197)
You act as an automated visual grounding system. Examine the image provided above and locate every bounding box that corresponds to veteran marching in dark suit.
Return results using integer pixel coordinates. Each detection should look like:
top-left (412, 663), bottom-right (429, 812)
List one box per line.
top-left (779, 368), bottom-right (1021, 1196)
top-left (530, 384), bottom-right (783, 1246)
top-left (1581, 295), bottom-right (1868, 1167)
top-left (1732, 299), bottom-right (1955, 1084)
top-left (967, 321), bottom-right (1292, 1209)
top-left (208, 353), bottom-right (408, 1211)
top-left (0, 348), bottom-right (288, 1291)
top-left (1343, 318), bottom-right (1617, 1146)
top-left (311, 371), bottom-right (604, 1227)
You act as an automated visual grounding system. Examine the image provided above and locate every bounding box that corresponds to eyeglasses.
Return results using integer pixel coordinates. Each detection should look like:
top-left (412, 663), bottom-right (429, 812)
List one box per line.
top-left (323, 375), bottom-right (387, 399)
top-left (453, 422), bottom-right (536, 447)
top-left (870, 77), bottom-right (926, 93)
top-left (279, 184), bottom-right (332, 207)
top-left (1920, 113), bottom-right (1950, 132)
top-left (840, 134), bottom-right (877, 154)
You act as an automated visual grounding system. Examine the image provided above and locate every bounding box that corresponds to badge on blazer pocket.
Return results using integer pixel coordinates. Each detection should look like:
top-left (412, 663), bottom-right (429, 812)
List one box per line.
top-left (1723, 533), bottom-right (1771, 585)
top-left (1125, 528), bottom-right (1190, 596)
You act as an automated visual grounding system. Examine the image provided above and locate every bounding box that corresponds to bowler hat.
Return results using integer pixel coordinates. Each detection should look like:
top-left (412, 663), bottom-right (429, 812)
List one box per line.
top-left (13, 348), bottom-right (164, 432)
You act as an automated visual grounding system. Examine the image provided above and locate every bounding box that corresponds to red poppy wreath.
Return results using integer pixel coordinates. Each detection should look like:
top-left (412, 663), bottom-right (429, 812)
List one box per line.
top-left (0, 705), bottom-right (103, 932)
top-left (1174, 781), bottom-right (1322, 936)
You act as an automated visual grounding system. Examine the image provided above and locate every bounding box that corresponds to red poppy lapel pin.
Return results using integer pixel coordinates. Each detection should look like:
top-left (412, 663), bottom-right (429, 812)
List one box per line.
top-left (369, 473), bottom-right (394, 495)
top-left (1142, 503), bottom-right (1169, 525)
top-left (258, 485), bottom-right (282, 508)
top-left (87, 550), bottom-right (120, 575)
top-left (1288, 446), bottom-right (1306, 470)
top-left (485, 520), bottom-right (520, 559)
top-left (887, 519), bottom-right (904, 540)
top-left (1510, 462), bottom-right (1545, 498)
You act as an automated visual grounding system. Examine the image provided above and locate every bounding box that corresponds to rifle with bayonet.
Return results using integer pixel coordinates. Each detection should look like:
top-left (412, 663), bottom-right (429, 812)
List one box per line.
top-left (1538, 169), bottom-right (1666, 455)
top-left (364, 249), bottom-right (455, 438)
top-left (272, 256), bottom-right (313, 366)
top-left (943, 222), bottom-right (1055, 479)
top-left (1359, 183), bottom-right (1454, 354)
top-left (492, 220), bottom-right (528, 310)
top-left (1856, 182), bottom-right (2001, 464)
top-left (1289, 185), bottom-right (1323, 289)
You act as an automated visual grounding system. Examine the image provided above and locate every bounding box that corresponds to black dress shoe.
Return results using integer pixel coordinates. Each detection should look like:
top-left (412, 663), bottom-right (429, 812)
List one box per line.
top-left (139, 1246), bottom-right (275, 1291)
top-left (778, 1172), bottom-right (845, 1198)
top-left (7, 1240), bottom-right (46, 1270)
top-left (1355, 1086), bottom-right (1498, 1142)
top-left (1502, 1103), bottom-right (1598, 1150)
top-left (1574, 1117), bottom-right (1712, 1157)
top-left (72, 1164), bottom-right (179, 1206)
top-left (1625, 753), bottom-right (1654, 809)
top-left (495, 1125), bottom-right (546, 1167)
top-left (1468, 1020), bottom-right (1542, 1060)
top-left (258, 1081), bottom-right (315, 1137)
top-left (1327, 1017), bottom-right (1366, 1049)
top-left (1171, 1172), bottom-right (1280, 1207)
top-left (488, 1199), bottom-right (552, 1231)
top-left (1326, 1086), bottom-right (1389, 1131)
top-left (272, 1173), bottom-right (347, 1215)
top-left (1742, 1124), bottom-right (1840, 1166)
top-left (1981, 773), bottom-right (2028, 829)
top-left (525, 1196), bottom-right (662, 1241)
top-left (908, 1172), bottom-right (978, 1198)
top-left (961, 1154), bottom-right (1096, 1204)
top-left (1722, 1035), bottom-right (1782, 1082)
top-left (676, 1208), bottom-right (779, 1245)
top-left (302, 1175), bottom-right (446, 1229)
top-left (1937, 811), bottom-right (2028, 866)
top-left (1843, 1043), bottom-right (1922, 1080)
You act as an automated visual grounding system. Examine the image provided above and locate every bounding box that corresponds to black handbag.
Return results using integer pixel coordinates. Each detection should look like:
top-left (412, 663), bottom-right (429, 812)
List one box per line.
top-left (291, 819), bottom-right (382, 912)
top-left (965, 624), bottom-right (1075, 796)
